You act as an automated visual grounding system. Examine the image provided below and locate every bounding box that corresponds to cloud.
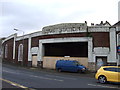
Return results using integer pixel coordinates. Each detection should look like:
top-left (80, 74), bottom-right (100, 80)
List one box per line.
top-left (0, 0), bottom-right (119, 37)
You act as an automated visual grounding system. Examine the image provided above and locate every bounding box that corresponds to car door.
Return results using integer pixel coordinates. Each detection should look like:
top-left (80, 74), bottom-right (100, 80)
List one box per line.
top-left (65, 62), bottom-right (77, 72)
top-left (117, 68), bottom-right (120, 82)
top-left (70, 62), bottom-right (78, 72)
top-left (104, 68), bottom-right (119, 82)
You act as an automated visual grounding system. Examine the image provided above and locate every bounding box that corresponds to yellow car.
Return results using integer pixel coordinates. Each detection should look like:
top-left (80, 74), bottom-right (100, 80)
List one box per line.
top-left (95, 66), bottom-right (120, 84)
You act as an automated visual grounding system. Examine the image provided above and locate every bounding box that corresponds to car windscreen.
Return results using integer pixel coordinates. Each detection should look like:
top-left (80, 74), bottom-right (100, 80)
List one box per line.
top-left (103, 67), bottom-right (120, 72)
top-left (74, 61), bottom-right (81, 66)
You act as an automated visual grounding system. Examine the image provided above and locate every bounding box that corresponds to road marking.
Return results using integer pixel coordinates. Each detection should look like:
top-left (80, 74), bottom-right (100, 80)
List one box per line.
top-left (45, 75), bottom-right (77, 80)
top-left (3, 70), bottom-right (63, 82)
top-left (3, 70), bottom-right (20, 75)
top-left (30, 68), bottom-right (37, 70)
top-left (29, 75), bottom-right (64, 82)
top-left (88, 84), bottom-right (120, 89)
top-left (0, 78), bottom-right (36, 89)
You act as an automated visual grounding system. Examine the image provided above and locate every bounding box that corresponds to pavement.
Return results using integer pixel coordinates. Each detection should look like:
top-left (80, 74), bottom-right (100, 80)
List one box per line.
top-left (2, 61), bottom-right (96, 78)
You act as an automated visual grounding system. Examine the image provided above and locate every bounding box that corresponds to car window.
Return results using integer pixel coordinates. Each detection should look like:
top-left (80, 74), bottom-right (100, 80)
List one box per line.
top-left (74, 62), bottom-right (80, 65)
top-left (103, 67), bottom-right (120, 72)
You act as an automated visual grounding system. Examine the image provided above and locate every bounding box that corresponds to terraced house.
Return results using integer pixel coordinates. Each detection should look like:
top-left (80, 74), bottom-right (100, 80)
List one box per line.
top-left (2, 21), bottom-right (120, 71)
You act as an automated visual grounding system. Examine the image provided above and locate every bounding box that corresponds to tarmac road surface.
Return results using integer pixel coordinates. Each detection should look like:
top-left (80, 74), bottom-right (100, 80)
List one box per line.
top-left (2, 63), bottom-right (120, 89)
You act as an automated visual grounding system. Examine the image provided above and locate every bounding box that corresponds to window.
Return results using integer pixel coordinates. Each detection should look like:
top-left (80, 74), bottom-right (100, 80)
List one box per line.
top-left (5, 44), bottom-right (8, 58)
top-left (74, 61), bottom-right (81, 66)
top-left (104, 67), bottom-right (120, 72)
top-left (18, 44), bottom-right (23, 61)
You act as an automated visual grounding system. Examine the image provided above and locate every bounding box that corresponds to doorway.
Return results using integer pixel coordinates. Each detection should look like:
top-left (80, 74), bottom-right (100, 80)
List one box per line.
top-left (96, 56), bottom-right (107, 70)
top-left (32, 55), bottom-right (37, 67)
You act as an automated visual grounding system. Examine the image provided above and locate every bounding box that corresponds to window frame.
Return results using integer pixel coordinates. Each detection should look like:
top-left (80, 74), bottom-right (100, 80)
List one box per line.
top-left (18, 44), bottom-right (23, 61)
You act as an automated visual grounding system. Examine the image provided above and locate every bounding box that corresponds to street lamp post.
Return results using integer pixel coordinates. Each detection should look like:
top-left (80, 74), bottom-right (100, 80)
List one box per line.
top-left (14, 28), bottom-right (24, 66)
top-left (14, 29), bottom-right (24, 36)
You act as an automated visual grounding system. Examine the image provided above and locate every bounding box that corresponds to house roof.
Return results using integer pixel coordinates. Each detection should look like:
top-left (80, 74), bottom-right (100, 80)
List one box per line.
top-left (95, 21), bottom-right (111, 26)
top-left (112, 21), bottom-right (120, 27)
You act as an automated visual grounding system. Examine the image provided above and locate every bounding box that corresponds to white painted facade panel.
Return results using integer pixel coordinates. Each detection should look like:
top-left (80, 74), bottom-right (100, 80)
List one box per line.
top-left (109, 28), bottom-right (117, 62)
top-left (93, 47), bottom-right (109, 63)
top-left (31, 47), bottom-right (38, 55)
top-left (28, 37), bottom-right (32, 61)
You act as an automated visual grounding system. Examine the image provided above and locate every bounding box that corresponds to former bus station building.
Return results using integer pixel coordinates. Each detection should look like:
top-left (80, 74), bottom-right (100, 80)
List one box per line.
top-left (1, 21), bottom-right (120, 71)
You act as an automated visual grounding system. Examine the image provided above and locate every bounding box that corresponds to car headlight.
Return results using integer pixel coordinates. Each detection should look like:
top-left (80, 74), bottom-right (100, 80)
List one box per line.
top-left (82, 68), bottom-right (85, 70)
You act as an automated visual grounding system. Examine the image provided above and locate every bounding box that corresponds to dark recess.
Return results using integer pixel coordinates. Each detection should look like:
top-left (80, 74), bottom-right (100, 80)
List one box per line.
top-left (44, 42), bottom-right (88, 57)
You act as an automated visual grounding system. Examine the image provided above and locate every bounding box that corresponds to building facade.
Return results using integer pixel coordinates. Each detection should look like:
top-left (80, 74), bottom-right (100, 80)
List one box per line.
top-left (2, 21), bottom-right (118, 71)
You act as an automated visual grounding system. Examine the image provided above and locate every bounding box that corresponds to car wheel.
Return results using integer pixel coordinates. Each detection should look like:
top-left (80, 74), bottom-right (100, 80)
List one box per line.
top-left (58, 68), bottom-right (62, 72)
top-left (98, 76), bottom-right (107, 84)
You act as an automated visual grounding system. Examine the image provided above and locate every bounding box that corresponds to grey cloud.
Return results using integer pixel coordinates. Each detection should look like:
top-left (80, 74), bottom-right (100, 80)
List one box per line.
top-left (1, 1), bottom-right (64, 37)
top-left (0, 0), bottom-right (118, 37)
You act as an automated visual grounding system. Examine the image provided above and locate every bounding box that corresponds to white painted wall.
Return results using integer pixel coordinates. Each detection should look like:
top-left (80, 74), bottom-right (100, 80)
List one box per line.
top-left (93, 47), bottom-right (109, 62)
top-left (13, 34), bottom-right (17, 60)
top-left (109, 28), bottom-right (117, 63)
top-left (31, 47), bottom-right (38, 55)
top-left (88, 38), bottom-right (93, 62)
top-left (31, 47), bottom-right (39, 62)
top-left (28, 37), bottom-right (32, 61)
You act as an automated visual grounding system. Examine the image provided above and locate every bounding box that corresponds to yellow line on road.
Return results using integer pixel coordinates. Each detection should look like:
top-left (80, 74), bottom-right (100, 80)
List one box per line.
top-left (0, 78), bottom-right (35, 89)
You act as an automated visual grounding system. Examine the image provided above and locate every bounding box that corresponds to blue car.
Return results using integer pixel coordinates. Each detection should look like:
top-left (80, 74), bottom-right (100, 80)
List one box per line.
top-left (56, 60), bottom-right (87, 73)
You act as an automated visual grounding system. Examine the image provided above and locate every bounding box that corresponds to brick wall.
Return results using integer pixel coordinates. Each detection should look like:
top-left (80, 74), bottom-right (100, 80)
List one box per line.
top-left (31, 33), bottom-right (87, 47)
top-left (15, 39), bottom-right (28, 66)
top-left (91, 32), bottom-right (110, 47)
top-left (31, 32), bottom-right (110, 48)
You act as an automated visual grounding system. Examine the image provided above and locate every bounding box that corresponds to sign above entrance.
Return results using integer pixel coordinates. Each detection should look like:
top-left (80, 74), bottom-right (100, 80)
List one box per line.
top-left (42, 23), bottom-right (87, 35)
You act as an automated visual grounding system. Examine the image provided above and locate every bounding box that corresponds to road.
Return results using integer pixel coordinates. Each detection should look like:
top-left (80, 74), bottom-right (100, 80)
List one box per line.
top-left (2, 63), bottom-right (120, 89)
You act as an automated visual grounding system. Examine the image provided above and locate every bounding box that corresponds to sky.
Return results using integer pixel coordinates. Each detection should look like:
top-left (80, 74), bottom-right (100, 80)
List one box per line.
top-left (0, 0), bottom-right (120, 37)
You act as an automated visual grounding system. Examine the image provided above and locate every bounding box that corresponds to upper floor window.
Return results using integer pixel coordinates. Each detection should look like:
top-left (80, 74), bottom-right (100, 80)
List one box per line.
top-left (18, 44), bottom-right (23, 61)
top-left (5, 44), bottom-right (8, 58)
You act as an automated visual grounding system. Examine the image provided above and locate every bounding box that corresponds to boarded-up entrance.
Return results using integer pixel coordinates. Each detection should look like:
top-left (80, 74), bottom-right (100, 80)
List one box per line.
top-left (96, 56), bottom-right (107, 70)
top-left (43, 56), bottom-right (88, 69)
top-left (32, 55), bottom-right (37, 67)
top-left (42, 42), bottom-right (88, 69)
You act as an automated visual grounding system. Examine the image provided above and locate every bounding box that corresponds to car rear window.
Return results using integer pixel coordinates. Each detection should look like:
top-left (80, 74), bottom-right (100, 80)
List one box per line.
top-left (103, 67), bottom-right (120, 72)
